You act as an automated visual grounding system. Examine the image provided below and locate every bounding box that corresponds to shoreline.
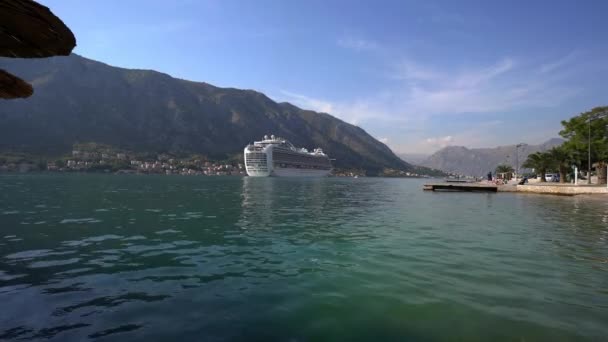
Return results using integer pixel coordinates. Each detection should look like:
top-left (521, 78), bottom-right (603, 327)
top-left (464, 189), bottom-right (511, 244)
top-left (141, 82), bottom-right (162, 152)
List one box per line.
top-left (0, 171), bottom-right (437, 179)
top-left (506, 183), bottom-right (608, 196)
top-left (424, 181), bottom-right (608, 196)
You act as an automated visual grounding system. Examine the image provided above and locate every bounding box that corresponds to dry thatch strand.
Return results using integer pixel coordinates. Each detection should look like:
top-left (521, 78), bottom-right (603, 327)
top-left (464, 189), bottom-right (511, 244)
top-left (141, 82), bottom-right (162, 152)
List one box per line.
top-left (0, 0), bottom-right (76, 58)
top-left (0, 68), bottom-right (33, 99)
top-left (0, 0), bottom-right (76, 98)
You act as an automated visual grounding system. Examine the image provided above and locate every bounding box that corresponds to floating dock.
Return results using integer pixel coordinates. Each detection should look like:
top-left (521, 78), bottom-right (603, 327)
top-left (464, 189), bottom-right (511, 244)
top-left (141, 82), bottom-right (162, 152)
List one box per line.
top-left (423, 183), bottom-right (498, 192)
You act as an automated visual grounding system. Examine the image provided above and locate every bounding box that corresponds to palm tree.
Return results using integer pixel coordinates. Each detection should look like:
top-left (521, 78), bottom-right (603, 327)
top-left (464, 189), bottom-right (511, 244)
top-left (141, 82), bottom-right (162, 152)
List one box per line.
top-left (495, 164), bottom-right (514, 173)
top-left (495, 164), bottom-right (514, 180)
top-left (523, 152), bottom-right (552, 182)
top-left (548, 146), bottom-right (576, 183)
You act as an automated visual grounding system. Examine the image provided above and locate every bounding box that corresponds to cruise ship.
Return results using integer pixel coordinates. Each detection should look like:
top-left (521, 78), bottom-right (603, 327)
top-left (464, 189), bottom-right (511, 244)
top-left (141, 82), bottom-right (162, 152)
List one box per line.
top-left (244, 135), bottom-right (332, 177)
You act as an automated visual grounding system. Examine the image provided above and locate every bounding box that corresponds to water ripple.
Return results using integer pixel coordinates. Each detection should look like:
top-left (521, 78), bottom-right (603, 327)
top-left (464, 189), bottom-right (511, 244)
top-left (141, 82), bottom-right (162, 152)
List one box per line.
top-left (0, 175), bottom-right (607, 341)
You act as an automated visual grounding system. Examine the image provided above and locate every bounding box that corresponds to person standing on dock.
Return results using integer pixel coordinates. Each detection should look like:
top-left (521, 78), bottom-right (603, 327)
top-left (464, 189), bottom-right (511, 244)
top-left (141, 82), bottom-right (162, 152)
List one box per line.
top-left (487, 171), bottom-right (492, 181)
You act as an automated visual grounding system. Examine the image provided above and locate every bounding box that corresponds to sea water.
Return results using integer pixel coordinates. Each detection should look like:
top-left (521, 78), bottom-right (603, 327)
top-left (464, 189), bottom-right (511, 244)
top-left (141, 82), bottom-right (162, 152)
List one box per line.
top-left (0, 174), bottom-right (607, 341)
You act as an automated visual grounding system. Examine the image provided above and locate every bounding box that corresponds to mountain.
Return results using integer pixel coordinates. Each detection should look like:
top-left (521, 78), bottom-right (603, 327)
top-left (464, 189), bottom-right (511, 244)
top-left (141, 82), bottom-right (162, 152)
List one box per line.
top-left (0, 54), bottom-right (414, 175)
top-left (397, 153), bottom-right (430, 165)
top-left (419, 138), bottom-right (564, 176)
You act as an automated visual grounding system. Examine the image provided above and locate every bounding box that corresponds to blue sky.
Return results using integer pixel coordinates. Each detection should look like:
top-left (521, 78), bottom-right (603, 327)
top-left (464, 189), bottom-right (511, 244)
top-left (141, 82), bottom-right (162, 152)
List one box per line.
top-left (41, 0), bottom-right (608, 154)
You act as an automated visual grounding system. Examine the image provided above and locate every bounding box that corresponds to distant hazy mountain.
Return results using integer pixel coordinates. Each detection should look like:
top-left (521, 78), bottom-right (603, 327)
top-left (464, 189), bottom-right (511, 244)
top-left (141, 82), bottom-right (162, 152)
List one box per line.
top-left (398, 153), bottom-right (430, 165)
top-left (419, 138), bottom-right (564, 176)
top-left (0, 54), bottom-right (418, 175)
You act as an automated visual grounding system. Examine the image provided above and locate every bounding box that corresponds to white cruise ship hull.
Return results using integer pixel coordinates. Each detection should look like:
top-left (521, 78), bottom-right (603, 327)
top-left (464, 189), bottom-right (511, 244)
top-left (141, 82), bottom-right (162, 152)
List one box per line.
top-left (271, 167), bottom-right (331, 177)
top-left (246, 167), bottom-right (330, 177)
top-left (246, 170), bottom-right (272, 177)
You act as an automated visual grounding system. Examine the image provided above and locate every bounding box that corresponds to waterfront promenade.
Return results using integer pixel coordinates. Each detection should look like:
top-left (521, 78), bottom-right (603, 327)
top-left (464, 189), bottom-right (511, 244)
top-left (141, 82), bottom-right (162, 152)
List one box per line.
top-left (424, 181), bottom-right (608, 195)
top-left (515, 183), bottom-right (608, 195)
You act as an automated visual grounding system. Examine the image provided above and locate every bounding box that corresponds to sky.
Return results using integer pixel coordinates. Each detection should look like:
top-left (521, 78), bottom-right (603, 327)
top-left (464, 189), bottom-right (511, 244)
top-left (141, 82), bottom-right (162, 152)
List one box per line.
top-left (40, 0), bottom-right (608, 155)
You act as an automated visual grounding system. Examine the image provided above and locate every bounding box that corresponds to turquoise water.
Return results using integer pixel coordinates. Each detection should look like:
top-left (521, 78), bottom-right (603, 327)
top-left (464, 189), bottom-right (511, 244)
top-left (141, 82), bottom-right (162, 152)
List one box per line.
top-left (0, 174), bottom-right (607, 341)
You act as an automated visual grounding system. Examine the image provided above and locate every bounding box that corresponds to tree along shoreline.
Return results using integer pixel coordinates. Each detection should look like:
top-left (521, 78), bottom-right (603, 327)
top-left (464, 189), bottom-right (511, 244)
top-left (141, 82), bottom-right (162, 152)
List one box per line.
top-left (522, 106), bottom-right (608, 184)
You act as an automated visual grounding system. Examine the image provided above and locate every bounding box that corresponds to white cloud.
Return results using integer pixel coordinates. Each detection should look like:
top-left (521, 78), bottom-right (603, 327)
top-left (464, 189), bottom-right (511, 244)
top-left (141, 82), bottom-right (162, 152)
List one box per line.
top-left (279, 90), bottom-right (335, 114)
top-left (425, 135), bottom-right (454, 148)
top-left (539, 51), bottom-right (581, 73)
top-left (278, 90), bottom-right (397, 126)
top-left (453, 58), bottom-right (514, 87)
top-left (397, 120), bottom-right (508, 154)
top-left (393, 60), bottom-right (442, 82)
top-left (429, 12), bottom-right (465, 25)
top-left (395, 56), bottom-right (582, 116)
top-left (337, 37), bottom-right (378, 52)
top-left (423, 4), bottom-right (466, 26)
top-left (378, 137), bottom-right (389, 144)
top-left (277, 50), bottom-right (587, 155)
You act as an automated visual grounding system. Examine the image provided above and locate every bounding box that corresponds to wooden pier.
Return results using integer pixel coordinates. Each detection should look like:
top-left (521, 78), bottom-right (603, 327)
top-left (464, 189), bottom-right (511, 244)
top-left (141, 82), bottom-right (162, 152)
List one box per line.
top-left (423, 183), bottom-right (498, 192)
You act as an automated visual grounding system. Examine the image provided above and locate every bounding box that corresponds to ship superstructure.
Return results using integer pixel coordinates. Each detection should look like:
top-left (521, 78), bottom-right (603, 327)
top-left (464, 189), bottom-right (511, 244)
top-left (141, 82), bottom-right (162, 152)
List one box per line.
top-left (244, 135), bottom-right (332, 177)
